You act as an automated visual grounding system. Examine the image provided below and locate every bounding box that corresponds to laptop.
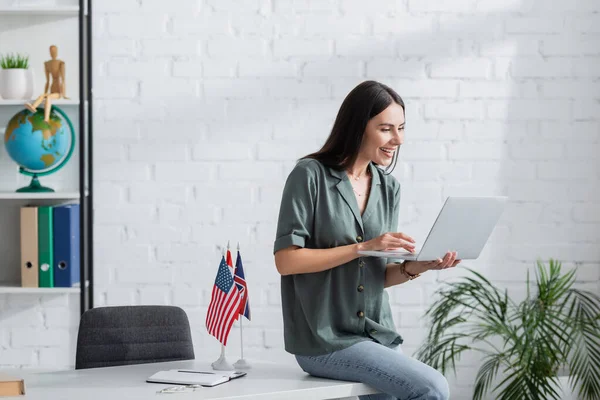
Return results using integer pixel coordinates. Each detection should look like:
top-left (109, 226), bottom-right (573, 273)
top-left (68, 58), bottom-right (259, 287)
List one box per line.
top-left (358, 196), bottom-right (508, 261)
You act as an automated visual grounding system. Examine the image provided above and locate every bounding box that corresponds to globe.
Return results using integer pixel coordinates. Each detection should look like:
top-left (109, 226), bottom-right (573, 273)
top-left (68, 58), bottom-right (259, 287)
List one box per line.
top-left (3, 106), bottom-right (75, 192)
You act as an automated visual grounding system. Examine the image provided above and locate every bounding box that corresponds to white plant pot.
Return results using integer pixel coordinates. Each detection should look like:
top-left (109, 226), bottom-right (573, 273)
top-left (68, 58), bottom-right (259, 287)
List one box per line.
top-left (0, 68), bottom-right (32, 100)
top-left (24, 67), bottom-right (35, 99)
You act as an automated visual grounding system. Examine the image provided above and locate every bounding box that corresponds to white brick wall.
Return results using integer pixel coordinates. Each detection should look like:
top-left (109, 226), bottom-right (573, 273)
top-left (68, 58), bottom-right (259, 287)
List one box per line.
top-left (2, 0), bottom-right (599, 398)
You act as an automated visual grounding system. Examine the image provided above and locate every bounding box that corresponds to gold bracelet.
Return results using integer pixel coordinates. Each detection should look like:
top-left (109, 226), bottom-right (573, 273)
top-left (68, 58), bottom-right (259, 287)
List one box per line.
top-left (400, 262), bottom-right (421, 280)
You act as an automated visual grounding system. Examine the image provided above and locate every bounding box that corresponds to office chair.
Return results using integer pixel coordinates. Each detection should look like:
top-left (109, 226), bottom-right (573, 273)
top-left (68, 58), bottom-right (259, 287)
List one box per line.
top-left (75, 305), bottom-right (195, 369)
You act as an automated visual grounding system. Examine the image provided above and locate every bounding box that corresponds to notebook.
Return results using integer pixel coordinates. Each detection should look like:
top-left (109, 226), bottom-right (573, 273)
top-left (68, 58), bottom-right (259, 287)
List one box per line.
top-left (146, 369), bottom-right (246, 387)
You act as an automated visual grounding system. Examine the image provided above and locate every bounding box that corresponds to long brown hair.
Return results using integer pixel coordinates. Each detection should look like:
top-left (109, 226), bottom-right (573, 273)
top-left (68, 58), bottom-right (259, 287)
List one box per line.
top-left (302, 80), bottom-right (405, 175)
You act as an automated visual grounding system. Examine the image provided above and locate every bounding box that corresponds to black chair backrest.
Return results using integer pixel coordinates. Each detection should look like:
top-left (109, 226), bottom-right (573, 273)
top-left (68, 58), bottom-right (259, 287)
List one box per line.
top-left (75, 305), bottom-right (195, 369)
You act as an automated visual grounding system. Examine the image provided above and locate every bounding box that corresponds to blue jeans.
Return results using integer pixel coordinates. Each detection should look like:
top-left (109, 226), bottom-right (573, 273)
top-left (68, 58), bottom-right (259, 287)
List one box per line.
top-left (295, 340), bottom-right (449, 400)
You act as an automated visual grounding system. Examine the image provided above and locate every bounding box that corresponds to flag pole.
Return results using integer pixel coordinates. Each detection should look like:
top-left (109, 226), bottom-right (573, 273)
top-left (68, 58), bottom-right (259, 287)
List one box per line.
top-left (234, 242), bottom-right (251, 369)
top-left (239, 309), bottom-right (244, 359)
top-left (211, 245), bottom-right (234, 371)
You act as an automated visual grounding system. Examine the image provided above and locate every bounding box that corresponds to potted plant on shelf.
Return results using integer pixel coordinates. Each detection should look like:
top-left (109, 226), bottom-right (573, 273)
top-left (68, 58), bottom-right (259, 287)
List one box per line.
top-left (416, 259), bottom-right (600, 400)
top-left (0, 52), bottom-right (33, 100)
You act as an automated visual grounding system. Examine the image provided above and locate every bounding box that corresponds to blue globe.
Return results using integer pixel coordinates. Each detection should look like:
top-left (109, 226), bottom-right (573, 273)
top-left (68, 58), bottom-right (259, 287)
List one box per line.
top-left (3, 106), bottom-right (75, 192)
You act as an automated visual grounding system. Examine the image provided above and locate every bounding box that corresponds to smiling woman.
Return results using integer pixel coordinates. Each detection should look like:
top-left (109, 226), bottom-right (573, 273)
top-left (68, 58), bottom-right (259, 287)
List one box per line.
top-left (272, 80), bottom-right (459, 400)
top-left (304, 80), bottom-right (404, 177)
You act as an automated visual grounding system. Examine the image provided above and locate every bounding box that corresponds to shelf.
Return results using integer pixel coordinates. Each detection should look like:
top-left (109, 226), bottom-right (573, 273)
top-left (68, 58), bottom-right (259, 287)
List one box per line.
top-left (0, 281), bottom-right (88, 294)
top-left (0, 6), bottom-right (79, 16)
top-left (0, 191), bottom-right (86, 200)
top-left (0, 99), bottom-right (81, 106)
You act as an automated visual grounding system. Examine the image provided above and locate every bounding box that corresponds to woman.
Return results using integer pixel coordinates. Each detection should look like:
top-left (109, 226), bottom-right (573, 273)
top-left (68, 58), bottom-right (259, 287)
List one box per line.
top-left (273, 80), bottom-right (461, 400)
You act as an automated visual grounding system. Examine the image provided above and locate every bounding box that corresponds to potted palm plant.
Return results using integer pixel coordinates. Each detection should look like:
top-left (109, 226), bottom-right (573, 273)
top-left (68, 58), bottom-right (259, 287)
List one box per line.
top-left (416, 259), bottom-right (600, 400)
top-left (0, 52), bottom-right (32, 100)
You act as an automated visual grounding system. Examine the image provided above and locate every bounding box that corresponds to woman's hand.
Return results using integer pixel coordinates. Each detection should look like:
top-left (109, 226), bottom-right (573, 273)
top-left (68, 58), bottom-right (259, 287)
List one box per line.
top-left (404, 251), bottom-right (461, 275)
top-left (357, 232), bottom-right (416, 253)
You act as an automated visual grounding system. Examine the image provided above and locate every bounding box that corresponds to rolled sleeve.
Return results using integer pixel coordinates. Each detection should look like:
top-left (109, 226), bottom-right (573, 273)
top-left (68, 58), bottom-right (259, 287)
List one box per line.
top-left (274, 232), bottom-right (306, 253)
top-left (273, 161), bottom-right (317, 254)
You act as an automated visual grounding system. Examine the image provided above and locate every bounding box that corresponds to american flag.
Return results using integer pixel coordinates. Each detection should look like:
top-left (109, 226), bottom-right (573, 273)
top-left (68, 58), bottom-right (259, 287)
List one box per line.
top-left (234, 250), bottom-right (251, 321)
top-left (206, 255), bottom-right (242, 346)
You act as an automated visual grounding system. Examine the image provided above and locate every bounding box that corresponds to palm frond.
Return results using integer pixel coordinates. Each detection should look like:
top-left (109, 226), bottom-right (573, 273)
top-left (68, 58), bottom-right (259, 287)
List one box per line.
top-left (495, 366), bottom-right (535, 400)
top-left (415, 331), bottom-right (472, 375)
top-left (496, 362), bottom-right (562, 400)
top-left (473, 353), bottom-right (504, 400)
top-left (535, 259), bottom-right (576, 307)
top-left (564, 289), bottom-right (600, 399)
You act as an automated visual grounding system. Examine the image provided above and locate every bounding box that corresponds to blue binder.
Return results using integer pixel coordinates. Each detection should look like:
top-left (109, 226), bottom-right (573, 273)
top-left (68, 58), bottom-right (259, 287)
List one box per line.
top-left (52, 204), bottom-right (80, 287)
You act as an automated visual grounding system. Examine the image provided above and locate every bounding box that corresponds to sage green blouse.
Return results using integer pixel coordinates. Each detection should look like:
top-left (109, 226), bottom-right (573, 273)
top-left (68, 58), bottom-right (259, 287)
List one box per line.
top-left (273, 158), bottom-right (403, 356)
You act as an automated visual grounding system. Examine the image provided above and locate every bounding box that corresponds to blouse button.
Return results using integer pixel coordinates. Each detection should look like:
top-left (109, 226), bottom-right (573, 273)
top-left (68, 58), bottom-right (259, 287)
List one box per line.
top-left (357, 285), bottom-right (364, 292)
top-left (357, 311), bottom-right (364, 318)
top-left (356, 235), bottom-right (363, 242)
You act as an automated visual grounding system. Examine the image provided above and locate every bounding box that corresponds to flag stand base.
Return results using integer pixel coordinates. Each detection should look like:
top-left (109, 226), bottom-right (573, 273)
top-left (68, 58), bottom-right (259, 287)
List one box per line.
top-left (212, 344), bottom-right (234, 371)
top-left (211, 354), bottom-right (234, 371)
top-left (233, 358), bottom-right (252, 370)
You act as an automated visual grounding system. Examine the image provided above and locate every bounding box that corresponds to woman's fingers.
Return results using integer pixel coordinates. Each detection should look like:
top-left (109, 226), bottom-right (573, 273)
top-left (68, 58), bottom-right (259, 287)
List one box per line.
top-left (385, 240), bottom-right (416, 252)
top-left (446, 251), bottom-right (456, 267)
top-left (443, 252), bottom-right (459, 269)
top-left (437, 252), bottom-right (450, 268)
top-left (432, 251), bottom-right (455, 269)
top-left (446, 251), bottom-right (461, 268)
top-left (402, 241), bottom-right (416, 252)
top-left (391, 232), bottom-right (416, 243)
top-left (429, 258), bottom-right (444, 270)
top-left (445, 251), bottom-right (457, 268)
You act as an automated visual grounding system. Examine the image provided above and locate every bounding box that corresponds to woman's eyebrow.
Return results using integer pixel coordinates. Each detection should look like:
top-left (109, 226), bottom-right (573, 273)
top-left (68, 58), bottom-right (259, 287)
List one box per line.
top-left (378, 123), bottom-right (405, 127)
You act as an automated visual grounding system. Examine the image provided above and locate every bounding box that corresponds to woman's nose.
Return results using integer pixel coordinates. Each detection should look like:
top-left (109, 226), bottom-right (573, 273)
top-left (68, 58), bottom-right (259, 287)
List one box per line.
top-left (391, 130), bottom-right (402, 144)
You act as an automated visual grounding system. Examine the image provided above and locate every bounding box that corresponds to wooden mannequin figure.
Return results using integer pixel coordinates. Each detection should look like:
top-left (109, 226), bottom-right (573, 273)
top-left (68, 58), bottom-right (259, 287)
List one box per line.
top-left (25, 45), bottom-right (69, 122)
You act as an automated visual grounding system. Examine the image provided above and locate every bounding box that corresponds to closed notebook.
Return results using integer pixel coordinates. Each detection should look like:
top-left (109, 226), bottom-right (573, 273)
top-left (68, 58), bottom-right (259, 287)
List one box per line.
top-left (146, 369), bottom-right (246, 387)
top-left (52, 204), bottom-right (80, 287)
top-left (0, 373), bottom-right (25, 396)
top-left (20, 206), bottom-right (39, 288)
top-left (37, 206), bottom-right (54, 288)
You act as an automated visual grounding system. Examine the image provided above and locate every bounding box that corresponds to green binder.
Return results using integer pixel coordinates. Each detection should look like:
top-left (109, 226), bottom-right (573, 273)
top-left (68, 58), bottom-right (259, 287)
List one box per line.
top-left (38, 206), bottom-right (54, 288)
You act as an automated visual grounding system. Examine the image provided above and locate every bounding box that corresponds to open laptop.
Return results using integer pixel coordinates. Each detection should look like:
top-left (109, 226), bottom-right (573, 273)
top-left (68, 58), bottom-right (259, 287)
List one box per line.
top-left (358, 196), bottom-right (508, 261)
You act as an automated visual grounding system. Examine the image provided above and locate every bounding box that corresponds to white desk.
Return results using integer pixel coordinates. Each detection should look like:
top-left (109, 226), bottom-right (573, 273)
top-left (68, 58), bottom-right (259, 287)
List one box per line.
top-left (2, 359), bottom-right (380, 399)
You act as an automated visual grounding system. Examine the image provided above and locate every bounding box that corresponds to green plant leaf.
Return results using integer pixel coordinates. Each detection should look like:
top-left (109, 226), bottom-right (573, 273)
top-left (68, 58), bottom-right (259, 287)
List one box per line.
top-left (473, 353), bottom-right (504, 400)
top-left (565, 289), bottom-right (600, 399)
top-left (0, 52), bottom-right (29, 69)
top-left (417, 260), bottom-right (600, 400)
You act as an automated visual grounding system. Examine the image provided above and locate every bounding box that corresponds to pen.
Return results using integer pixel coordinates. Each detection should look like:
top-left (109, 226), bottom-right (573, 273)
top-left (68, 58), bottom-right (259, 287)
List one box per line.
top-left (177, 370), bottom-right (216, 374)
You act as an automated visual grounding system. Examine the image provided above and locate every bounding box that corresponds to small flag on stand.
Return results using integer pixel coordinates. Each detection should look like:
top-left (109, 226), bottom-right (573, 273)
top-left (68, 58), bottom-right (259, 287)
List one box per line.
top-left (226, 244), bottom-right (235, 275)
top-left (206, 255), bottom-right (242, 346)
top-left (234, 249), bottom-right (251, 321)
top-left (232, 243), bottom-right (252, 370)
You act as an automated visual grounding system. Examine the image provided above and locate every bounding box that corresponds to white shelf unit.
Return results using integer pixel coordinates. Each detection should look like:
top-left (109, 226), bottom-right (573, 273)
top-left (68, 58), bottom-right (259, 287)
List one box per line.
top-left (0, 280), bottom-right (88, 294)
top-left (0, 0), bottom-right (93, 314)
top-left (0, 191), bottom-right (84, 200)
top-left (0, 99), bottom-right (80, 106)
top-left (0, 6), bottom-right (79, 16)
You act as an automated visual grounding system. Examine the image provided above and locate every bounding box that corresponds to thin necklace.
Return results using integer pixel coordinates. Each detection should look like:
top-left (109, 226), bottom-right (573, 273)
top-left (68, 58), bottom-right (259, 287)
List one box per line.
top-left (348, 168), bottom-right (370, 181)
top-left (352, 187), bottom-right (367, 197)
top-left (349, 170), bottom-right (370, 197)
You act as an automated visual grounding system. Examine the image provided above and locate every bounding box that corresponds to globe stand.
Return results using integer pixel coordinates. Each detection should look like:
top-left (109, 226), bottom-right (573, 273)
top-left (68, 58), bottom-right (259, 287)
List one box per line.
top-left (16, 175), bottom-right (54, 193)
